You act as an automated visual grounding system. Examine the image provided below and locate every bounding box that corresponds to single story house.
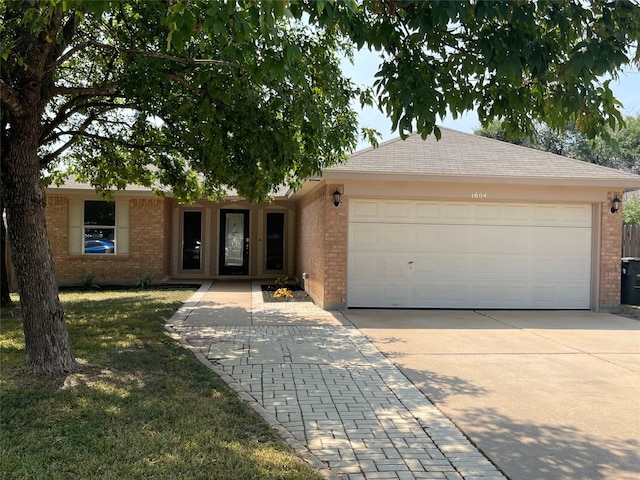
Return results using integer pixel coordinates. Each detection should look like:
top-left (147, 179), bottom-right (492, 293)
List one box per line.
top-left (45, 128), bottom-right (640, 312)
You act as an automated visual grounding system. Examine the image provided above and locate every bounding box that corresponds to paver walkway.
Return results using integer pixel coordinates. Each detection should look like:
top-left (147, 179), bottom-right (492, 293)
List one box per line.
top-left (166, 282), bottom-right (506, 480)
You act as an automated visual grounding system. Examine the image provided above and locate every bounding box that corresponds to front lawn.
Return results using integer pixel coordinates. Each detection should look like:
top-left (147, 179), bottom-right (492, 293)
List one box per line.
top-left (0, 288), bottom-right (321, 480)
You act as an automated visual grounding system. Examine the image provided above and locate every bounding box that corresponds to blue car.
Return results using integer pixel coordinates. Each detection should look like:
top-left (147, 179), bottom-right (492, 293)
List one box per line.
top-left (84, 239), bottom-right (114, 254)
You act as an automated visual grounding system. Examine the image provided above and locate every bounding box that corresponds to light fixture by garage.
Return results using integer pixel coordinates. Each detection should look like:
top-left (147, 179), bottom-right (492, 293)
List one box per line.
top-left (333, 189), bottom-right (342, 207)
top-left (610, 196), bottom-right (621, 214)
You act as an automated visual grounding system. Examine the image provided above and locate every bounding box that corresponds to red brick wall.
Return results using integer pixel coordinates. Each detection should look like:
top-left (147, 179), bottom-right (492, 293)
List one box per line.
top-left (599, 194), bottom-right (622, 311)
top-left (296, 186), bottom-right (326, 305)
top-left (296, 184), bottom-right (347, 309)
top-left (46, 195), bottom-right (170, 286)
top-left (323, 184), bottom-right (347, 309)
top-left (47, 196), bottom-right (69, 269)
top-left (129, 198), bottom-right (170, 281)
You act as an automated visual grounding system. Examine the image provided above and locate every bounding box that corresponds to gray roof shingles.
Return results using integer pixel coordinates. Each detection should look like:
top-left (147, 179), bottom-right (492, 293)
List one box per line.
top-left (326, 128), bottom-right (640, 185)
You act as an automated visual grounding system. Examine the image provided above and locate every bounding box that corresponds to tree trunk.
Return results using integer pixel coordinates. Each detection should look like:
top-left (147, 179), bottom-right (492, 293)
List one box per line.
top-left (1, 198), bottom-right (12, 307)
top-left (3, 117), bottom-right (79, 376)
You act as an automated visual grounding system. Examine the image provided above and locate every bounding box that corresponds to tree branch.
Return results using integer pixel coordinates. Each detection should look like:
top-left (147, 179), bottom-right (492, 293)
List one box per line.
top-left (41, 124), bottom-right (163, 166)
top-left (41, 99), bottom-right (138, 143)
top-left (89, 41), bottom-right (244, 69)
top-left (0, 79), bottom-right (25, 116)
top-left (162, 71), bottom-right (199, 93)
top-left (48, 83), bottom-right (118, 99)
top-left (40, 107), bottom-right (111, 166)
top-left (58, 130), bottom-right (162, 149)
top-left (47, 10), bottom-right (81, 71)
top-left (45, 40), bottom-right (92, 72)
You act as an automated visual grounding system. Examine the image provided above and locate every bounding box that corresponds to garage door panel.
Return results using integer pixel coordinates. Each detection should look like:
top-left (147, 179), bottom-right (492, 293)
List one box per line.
top-left (351, 199), bottom-right (380, 220)
top-left (382, 201), bottom-right (412, 220)
top-left (383, 226), bottom-right (415, 250)
top-left (411, 254), bottom-right (469, 275)
top-left (349, 252), bottom-right (411, 278)
top-left (350, 282), bottom-right (411, 307)
top-left (348, 200), bottom-right (593, 309)
top-left (349, 282), bottom-right (382, 306)
top-left (563, 205), bottom-right (593, 225)
top-left (349, 224), bottom-right (382, 250)
top-left (476, 203), bottom-right (501, 218)
top-left (348, 252), bottom-right (381, 277)
top-left (415, 202), bottom-right (442, 220)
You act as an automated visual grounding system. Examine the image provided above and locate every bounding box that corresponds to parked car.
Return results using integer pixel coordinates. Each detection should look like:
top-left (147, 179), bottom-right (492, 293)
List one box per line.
top-left (84, 239), bottom-right (114, 254)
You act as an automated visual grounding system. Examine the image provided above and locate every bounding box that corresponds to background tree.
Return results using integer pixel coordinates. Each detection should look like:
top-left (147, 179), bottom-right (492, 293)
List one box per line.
top-left (2, 0), bottom-right (639, 375)
top-left (475, 115), bottom-right (640, 173)
top-left (623, 196), bottom-right (640, 226)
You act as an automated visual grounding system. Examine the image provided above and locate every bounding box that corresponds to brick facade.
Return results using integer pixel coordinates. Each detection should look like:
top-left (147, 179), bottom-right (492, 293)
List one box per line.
top-left (46, 195), bottom-right (171, 286)
top-left (599, 193), bottom-right (623, 311)
top-left (296, 184), bottom-right (347, 309)
top-left (40, 188), bottom-right (624, 311)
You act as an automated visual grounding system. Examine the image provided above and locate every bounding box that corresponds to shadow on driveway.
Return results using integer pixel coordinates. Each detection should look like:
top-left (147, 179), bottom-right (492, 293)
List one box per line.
top-left (345, 309), bottom-right (640, 480)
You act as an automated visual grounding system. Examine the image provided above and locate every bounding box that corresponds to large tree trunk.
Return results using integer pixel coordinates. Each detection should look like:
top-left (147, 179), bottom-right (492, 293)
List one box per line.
top-left (3, 116), bottom-right (79, 376)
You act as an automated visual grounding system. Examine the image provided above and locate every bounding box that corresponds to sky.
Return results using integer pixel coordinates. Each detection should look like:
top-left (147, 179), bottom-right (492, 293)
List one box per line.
top-left (342, 49), bottom-right (640, 150)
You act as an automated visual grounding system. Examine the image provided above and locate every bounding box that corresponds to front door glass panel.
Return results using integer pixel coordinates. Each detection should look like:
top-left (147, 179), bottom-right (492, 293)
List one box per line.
top-left (224, 213), bottom-right (245, 267)
top-left (219, 210), bottom-right (249, 275)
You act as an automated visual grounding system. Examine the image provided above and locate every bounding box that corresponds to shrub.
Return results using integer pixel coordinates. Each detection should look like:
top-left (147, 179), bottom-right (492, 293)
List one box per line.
top-left (623, 197), bottom-right (640, 226)
top-left (136, 272), bottom-right (154, 289)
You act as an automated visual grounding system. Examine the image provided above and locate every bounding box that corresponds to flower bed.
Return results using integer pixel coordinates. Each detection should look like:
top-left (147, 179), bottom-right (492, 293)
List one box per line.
top-left (260, 284), bottom-right (312, 303)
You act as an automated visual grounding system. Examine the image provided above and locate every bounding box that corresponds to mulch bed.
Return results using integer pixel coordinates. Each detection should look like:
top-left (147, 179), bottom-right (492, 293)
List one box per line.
top-left (261, 284), bottom-right (313, 303)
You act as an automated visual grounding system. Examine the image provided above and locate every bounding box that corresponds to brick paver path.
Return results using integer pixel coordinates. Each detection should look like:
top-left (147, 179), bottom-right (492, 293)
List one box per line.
top-left (167, 284), bottom-right (505, 480)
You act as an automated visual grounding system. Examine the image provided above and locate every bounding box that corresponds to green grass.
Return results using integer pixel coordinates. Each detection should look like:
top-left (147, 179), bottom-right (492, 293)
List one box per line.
top-left (1, 289), bottom-right (322, 480)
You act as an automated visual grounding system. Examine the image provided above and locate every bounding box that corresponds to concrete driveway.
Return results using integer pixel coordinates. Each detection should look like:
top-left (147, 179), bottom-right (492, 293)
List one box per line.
top-left (343, 309), bottom-right (640, 480)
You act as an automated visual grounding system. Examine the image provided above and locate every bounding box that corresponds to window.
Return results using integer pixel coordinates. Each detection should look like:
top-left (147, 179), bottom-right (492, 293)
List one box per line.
top-left (182, 211), bottom-right (202, 270)
top-left (266, 212), bottom-right (284, 270)
top-left (84, 201), bottom-right (115, 254)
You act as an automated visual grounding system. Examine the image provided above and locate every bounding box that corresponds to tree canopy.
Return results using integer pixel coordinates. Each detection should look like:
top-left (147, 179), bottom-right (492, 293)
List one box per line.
top-left (474, 115), bottom-right (640, 173)
top-left (623, 196), bottom-right (640, 226)
top-left (3, 1), bottom-right (640, 200)
top-left (2, 0), bottom-right (640, 375)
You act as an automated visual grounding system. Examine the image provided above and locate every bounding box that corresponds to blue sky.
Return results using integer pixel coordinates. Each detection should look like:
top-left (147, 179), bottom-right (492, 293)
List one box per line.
top-left (343, 49), bottom-right (640, 149)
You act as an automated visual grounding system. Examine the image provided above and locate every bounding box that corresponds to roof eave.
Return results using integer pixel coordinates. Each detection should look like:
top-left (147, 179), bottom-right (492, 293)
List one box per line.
top-left (320, 170), bottom-right (640, 190)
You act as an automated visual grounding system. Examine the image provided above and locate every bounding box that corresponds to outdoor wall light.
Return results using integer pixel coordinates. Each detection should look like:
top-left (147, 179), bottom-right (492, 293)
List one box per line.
top-left (611, 196), bottom-right (621, 214)
top-left (333, 189), bottom-right (342, 207)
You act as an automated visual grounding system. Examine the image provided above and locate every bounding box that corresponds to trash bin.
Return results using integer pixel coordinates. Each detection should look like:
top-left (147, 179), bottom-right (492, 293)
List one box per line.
top-left (621, 258), bottom-right (640, 305)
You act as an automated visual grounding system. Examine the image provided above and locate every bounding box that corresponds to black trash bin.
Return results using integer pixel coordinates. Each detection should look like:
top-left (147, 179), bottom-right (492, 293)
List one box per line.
top-left (621, 258), bottom-right (640, 305)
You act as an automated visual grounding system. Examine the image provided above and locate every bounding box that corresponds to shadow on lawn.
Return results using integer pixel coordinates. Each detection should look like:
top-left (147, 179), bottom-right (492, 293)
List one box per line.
top-left (0, 289), bottom-right (322, 480)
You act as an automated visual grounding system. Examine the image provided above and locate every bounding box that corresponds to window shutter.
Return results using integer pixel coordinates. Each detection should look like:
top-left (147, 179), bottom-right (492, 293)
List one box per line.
top-left (116, 200), bottom-right (130, 255)
top-left (68, 199), bottom-right (83, 255)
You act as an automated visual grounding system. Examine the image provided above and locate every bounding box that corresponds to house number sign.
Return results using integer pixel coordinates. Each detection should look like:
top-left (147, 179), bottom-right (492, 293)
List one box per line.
top-left (471, 192), bottom-right (487, 199)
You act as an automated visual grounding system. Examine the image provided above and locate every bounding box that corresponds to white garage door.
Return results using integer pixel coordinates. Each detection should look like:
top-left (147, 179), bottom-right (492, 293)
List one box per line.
top-left (348, 200), bottom-right (593, 309)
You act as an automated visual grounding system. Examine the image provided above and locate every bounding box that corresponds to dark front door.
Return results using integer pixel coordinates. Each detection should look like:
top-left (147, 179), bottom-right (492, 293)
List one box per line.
top-left (219, 210), bottom-right (249, 275)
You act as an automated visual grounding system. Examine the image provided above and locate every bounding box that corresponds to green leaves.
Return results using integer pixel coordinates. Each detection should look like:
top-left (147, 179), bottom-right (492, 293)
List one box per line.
top-left (3, 0), bottom-right (639, 206)
top-left (475, 114), bottom-right (640, 173)
top-left (623, 197), bottom-right (640, 226)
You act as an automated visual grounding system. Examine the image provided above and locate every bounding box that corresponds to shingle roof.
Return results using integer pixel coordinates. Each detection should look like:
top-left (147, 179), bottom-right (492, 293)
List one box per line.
top-left (49, 175), bottom-right (292, 198)
top-left (51, 176), bottom-right (157, 191)
top-left (323, 128), bottom-right (640, 188)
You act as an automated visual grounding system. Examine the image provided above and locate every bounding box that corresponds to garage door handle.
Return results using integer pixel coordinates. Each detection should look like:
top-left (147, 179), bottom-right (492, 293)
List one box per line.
top-left (408, 261), bottom-right (414, 264)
